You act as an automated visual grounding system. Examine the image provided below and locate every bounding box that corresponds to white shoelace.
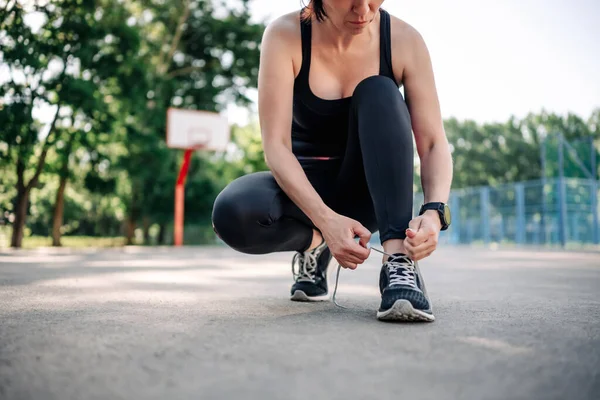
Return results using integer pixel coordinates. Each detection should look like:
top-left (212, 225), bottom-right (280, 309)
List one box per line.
top-left (332, 245), bottom-right (416, 309)
top-left (386, 256), bottom-right (417, 288)
top-left (291, 251), bottom-right (318, 282)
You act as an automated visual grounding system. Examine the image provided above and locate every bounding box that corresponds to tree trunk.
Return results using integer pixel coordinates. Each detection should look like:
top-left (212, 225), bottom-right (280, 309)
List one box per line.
top-left (142, 216), bottom-right (151, 245)
top-left (52, 135), bottom-right (74, 247)
top-left (12, 154), bottom-right (29, 248)
top-left (125, 191), bottom-right (139, 246)
top-left (125, 216), bottom-right (136, 246)
top-left (125, 185), bottom-right (143, 246)
top-left (11, 105), bottom-right (62, 248)
top-left (11, 188), bottom-right (29, 248)
top-left (51, 175), bottom-right (68, 246)
top-left (157, 223), bottom-right (166, 245)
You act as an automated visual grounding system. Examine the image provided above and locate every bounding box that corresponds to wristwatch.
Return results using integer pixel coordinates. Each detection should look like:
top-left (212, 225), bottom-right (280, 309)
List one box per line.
top-left (419, 202), bottom-right (451, 231)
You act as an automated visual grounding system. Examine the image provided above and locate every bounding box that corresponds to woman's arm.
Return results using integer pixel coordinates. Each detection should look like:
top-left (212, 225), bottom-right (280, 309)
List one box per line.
top-left (390, 20), bottom-right (453, 260)
top-left (257, 16), bottom-right (334, 229)
top-left (394, 23), bottom-right (453, 209)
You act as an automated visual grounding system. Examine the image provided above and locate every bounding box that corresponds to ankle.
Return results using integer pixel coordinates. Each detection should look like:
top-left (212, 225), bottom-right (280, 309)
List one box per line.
top-left (307, 229), bottom-right (323, 251)
top-left (382, 239), bottom-right (407, 262)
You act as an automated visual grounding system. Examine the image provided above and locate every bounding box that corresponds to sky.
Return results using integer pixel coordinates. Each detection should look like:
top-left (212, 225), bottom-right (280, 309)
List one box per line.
top-left (225, 0), bottom-right (600, 125)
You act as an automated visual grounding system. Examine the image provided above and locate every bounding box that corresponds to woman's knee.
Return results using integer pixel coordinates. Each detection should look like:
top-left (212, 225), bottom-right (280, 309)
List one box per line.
top-left (354, 75), bottom-right (398, 97)
top-left (352, 75), bottom-right (409, 115)
top-left (211, 172), bottom-right (276, 251)
top-left (351, 75), bottom-right (412, 139)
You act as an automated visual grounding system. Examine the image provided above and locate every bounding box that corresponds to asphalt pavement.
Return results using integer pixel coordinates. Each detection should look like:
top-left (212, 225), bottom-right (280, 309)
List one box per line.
top-left (1, 245), bottom-right (599, 400)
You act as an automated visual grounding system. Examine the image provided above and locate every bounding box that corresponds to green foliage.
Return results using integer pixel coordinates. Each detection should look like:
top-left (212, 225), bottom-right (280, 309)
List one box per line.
top-left (0, 0), bottom-right (265, 247)
top-left (109, 0), bottom-right (264, 245)
top-left (443, 109), bottom-right (599, 189)
top-left (1, 0), bottom-right (145, 246)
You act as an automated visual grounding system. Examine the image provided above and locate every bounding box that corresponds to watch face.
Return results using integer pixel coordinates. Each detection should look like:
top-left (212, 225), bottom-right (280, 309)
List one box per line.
top-left (443, 204), bottom-right (451, 225)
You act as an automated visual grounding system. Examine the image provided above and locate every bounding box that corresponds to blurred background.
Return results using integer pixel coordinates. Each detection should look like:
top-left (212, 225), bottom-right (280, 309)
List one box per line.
top-left (1, 0), bottom-right (599, 250)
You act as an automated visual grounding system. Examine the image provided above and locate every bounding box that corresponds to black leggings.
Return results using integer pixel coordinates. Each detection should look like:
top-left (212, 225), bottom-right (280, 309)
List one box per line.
top-left (212, 76), bottom-right (414, 254)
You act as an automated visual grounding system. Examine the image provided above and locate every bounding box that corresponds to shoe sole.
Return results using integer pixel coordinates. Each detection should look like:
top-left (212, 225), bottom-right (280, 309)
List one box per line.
top-left (290, 290), bottom-right (330, 302)
top-left (377, 299), bottom-right (435, 322)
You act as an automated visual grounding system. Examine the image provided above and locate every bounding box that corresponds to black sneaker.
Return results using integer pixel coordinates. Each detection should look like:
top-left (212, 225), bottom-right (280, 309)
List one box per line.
top-left (377, 253), bottom-right (435, 322)
top-left (290, 239), bottom-right (332, 301)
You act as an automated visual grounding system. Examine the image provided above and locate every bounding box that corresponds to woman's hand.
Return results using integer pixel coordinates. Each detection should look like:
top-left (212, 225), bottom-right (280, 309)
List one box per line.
top-left (404, 210), bottom-right (441, 261)
top-left (318, 213), bottom-right (371, 270)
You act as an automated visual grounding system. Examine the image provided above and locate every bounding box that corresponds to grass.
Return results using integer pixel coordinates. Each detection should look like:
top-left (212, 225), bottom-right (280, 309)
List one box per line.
top-left (0, 232), bottom-right (126, 249)
top-left (21, 236), bottom-right (126, 249)
top-left (0, 224), bottom-right (217, 249)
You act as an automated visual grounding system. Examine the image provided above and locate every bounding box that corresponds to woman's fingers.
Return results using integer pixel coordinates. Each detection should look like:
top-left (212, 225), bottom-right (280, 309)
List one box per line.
top-left (341, 262), bottom-right (358, 270)
top-left (411, 249), bottom-right (434, 261)
top-left (333, 240), bottom-right (370, 269)
top-left (353, 222), bottom-right (372, 248)
top-left (405, 238), bottom-right (437, 261)
top-left (337, 251), bottom-right (364, 267)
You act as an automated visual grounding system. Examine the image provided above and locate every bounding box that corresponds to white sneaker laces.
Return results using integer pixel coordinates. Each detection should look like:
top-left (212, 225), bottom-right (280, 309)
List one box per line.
top-left (332, 245), bottom-right (413, 308)
top-left (291, 251), bottom-right (318, 282)
top-left (293, 242), bottom-right (417, 309)
top-left (386, 256), bottom-right (417, 288)
top-left (292, 241), bottom-right (326, 283)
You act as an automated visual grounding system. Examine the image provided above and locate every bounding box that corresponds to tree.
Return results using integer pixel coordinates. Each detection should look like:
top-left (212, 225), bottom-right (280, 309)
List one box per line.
top-left (117, 0), bottom-right (264, 244)
top-left (0, 0), bottom-right (141, 247)
top-left (444, 109), bottom-right (599, 190)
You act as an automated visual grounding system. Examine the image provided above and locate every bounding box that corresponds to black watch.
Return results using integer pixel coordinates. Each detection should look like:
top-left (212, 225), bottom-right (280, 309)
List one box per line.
top-left (419, 202), bottom-right (451, 231)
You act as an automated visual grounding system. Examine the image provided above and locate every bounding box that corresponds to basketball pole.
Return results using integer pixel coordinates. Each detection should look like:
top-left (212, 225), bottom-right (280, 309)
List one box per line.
top-left (174, 149), bottom-right (193, 246)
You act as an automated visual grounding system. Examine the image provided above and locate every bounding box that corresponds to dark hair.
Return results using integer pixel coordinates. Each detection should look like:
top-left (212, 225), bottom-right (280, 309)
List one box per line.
top-left (301, 0), bottom-right (328, 22)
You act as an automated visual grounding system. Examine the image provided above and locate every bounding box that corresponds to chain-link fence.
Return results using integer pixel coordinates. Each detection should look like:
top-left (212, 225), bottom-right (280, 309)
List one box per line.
top-left (413, 178), bottom-right (600, 247)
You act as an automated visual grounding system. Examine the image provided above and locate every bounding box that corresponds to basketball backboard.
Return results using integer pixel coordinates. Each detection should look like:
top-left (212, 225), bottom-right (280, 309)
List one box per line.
top-left (166, 108), bottom-right (229, 151)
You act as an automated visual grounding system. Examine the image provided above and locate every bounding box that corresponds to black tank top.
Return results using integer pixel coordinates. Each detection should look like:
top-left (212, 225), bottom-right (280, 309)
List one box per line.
top-left (291, 8), bottom-right (398, 160)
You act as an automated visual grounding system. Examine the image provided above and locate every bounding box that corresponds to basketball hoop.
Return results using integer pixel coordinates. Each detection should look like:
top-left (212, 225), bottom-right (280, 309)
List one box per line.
top-left (166, 108), bottom-right (229, 151)
top-left (166, 107), bottom-right (230, 246)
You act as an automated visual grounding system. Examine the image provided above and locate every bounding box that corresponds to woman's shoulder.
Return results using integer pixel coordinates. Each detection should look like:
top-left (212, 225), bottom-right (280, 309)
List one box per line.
top-left (388, 13), bottom-right (425, 50)
top-left (387, 13), bottom-right (430, 83)
top-left (262, 11), bottom-right (303, 45)
top-left (261, 11), bottom-right (304, 76)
